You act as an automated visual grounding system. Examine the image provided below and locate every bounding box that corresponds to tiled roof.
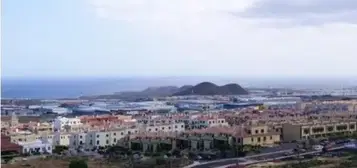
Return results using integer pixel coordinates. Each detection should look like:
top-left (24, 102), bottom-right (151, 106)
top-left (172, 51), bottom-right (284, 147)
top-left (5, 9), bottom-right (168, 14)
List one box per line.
top-left (1, 134), bottom-right (22, 152)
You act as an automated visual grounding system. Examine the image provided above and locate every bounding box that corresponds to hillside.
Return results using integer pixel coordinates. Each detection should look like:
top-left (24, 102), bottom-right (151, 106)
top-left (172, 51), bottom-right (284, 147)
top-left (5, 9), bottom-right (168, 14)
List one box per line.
top-left (173, 82), bottom-right (248, 96)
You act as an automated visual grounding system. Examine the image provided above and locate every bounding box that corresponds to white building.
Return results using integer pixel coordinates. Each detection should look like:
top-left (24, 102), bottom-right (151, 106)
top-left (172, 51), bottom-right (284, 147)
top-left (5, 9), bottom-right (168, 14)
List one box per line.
top-left (144, 123), bottom-right (185, 133)
top-left (69, 127), bottom-right (139, 150)
top-left (69, 122), bottom-right (185, 150)
top-left (53, 116), bottom-right (82, 131)
top-left (53, 132), bottom-right (71, 146)
top-left (18, 139), bottom-right (53, 154)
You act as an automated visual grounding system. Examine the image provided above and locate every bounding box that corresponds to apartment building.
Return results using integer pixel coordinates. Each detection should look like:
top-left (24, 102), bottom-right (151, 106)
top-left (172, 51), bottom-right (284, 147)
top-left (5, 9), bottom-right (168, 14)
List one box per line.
top-left (129, 132), bottom-right (178, 152)
top-left (68, 122), bottom-right (186, 150)
top-left (69, 127), bottom-right (139, 150)
top-left (144, 123), bottom-right (185, 133)
top-left (53, 116), bottom-right (82, 131)
top-left (124, 124), bottom-right (280, 152)
top-left (189, 116), bottom-right (229, 129)
top-left (29, 122), bottom-right (53, 134)
top-left (53, 132), bottom-right (71, 146)
top-left (9, 131), bottom-right (53, 144)
top-left (241, 125), bottom-right (281, 146)
top-left (282, 120), bottom-right (357, 142)
top-left (18, 139), bottom-right (52, 154)
top-left (176, 125), bottom-right (280, 151)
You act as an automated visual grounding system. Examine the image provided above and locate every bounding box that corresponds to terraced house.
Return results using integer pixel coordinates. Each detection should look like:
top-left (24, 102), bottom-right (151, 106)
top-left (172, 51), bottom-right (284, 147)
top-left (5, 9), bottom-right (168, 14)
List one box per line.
top-left (282, 120), bottom-right (357, 142)
top-left (127, 124), bottom-right (280, 152)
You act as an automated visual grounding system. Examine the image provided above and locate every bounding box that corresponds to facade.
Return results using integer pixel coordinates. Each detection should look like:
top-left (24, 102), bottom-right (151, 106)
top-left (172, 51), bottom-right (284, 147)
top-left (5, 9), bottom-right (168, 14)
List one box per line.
top-left (53, 116), bottom-right (82, 131)
top-left (128, 125), bottom-right (280, 152)
top-left (9, 131), bottom-right (54, 144)
top-left (53, 132), bottom-right (71, 146)
top-left (144, 123), bottom-right (185, 133)
top-left (18, 139), bottom-right (52, 154)
top-left (69, 127), bottom-right (139, 150)
top-left (69, 122), bottom-right (185, 150)
top-left (282, 120), bottom-right (357, 142)
top-left (189, 116), bottom-right (229, 129)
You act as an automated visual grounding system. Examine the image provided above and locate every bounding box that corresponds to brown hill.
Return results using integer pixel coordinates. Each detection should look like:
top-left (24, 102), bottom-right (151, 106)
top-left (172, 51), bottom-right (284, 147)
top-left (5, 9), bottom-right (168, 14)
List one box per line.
top-left (172, 82), bottom-right (248, 96)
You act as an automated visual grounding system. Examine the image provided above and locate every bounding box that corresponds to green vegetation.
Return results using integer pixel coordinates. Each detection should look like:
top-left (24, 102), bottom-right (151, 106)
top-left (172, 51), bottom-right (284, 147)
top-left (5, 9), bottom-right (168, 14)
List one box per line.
top-left (53, 145), bottom-right (69, 154)
top-left (69, 159), bottom-right (88, 168)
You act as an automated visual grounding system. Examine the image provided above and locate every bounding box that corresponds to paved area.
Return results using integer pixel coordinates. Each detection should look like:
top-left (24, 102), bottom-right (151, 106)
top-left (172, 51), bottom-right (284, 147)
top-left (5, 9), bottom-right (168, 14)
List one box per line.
top-left (186, 143), bottom-right (346, 168)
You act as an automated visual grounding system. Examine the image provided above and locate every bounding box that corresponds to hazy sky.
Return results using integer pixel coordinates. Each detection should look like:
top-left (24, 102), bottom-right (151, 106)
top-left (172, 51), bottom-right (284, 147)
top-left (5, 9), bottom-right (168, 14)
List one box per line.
top-left (2, 0), bottom-right (357, 78)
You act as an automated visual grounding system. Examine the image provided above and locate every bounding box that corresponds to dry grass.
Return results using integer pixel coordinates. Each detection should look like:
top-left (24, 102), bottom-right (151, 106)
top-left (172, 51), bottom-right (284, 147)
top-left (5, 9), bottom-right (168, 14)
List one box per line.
top-left (1, 158), bottom-right (121, 168)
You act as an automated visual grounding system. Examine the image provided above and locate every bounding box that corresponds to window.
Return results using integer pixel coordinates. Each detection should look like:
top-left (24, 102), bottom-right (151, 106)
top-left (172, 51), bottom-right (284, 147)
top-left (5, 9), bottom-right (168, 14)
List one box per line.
top-left (113, 133), bottom-right (116, 136)
top-left (121, 132), bottom-right (124, 135)
top-left (149, 129), bottom-right (151, 132)
top-left (114, 138), bottom-right (116, 142)
top-left (80, 136), bottom-right (82, 139)
top-left (181, 125), bottom-right (184, 128)
top-left (128, 131), bottom-right (131, 134)
top-left (97, 135), bottom-right (100, 138)
top-left (162, 127), bottom-right (165, 130)
top-left (106, 140), bottom-right (109, 144)
top-left (255, 130), bottom-right (258, 134)
top-left (168, 127), bottom-right (171, 129)
top-left (155, 128), bottom-right (158, 131)
top-left (263, 137), bottom-right (266, 141)
top-left (303, 128), bottom-right (310, 134)
top-left (251, 138), bottom-right (254, 142)
top-left (312, 127), bottom-right (324, 133)
top-left (90, 140), bottom-right (93, 145)
top-left (96, 140), bottom-right (100, 145)
top-left (106, 134), bottom-right (109, 137)
top-left (337, 125), bottom-right (348, 130)
top-left (80, 141), bottom-right (83, 145)
top-left (260, 129), bottom-right (264, 133)
top-left (175, 125), bottom-right (178, 128)
top-left (257, 137), bottom-right (261, 142)
top-left (270, 136), bottom-right (272, 140)
top-left (350, 124), bottom-right (355, 129)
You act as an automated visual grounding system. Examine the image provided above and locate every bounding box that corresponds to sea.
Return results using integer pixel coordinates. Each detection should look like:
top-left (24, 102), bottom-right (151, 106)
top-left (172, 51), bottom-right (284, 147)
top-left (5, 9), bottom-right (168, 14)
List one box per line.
top-left (1, 77), bottom-right (231, 99)
top-left (2, 77), bottom-right (356, 99)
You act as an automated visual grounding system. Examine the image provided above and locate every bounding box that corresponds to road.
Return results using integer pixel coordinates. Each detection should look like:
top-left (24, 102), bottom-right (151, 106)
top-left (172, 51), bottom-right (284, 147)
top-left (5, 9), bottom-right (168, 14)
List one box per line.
top-left (185, 143), bottom-right (346, 168)
top-left (220, 145), bottom-right (346, 168)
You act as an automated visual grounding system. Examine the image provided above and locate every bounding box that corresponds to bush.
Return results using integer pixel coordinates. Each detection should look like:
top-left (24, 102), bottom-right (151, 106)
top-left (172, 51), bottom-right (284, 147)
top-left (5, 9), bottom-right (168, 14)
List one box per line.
top-left (69, 159), bottom-right (88, 168)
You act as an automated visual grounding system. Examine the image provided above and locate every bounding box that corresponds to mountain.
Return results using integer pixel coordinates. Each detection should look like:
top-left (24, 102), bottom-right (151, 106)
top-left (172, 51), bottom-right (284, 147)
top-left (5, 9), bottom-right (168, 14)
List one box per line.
top-left (173, 82), bottom-right (248, 96)
top-left (80, 82), bottom-right (248, 100)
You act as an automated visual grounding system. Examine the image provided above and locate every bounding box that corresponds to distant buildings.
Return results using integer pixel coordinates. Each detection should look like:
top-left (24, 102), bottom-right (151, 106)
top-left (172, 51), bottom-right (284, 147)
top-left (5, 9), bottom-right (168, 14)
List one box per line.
top-left (1, 97), bottom-right (357, 157)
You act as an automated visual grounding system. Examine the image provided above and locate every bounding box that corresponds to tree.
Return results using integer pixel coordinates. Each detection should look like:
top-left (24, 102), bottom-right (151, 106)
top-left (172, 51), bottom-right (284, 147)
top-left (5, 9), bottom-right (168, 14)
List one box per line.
top-left (69, 159), bottom-right (88, 168)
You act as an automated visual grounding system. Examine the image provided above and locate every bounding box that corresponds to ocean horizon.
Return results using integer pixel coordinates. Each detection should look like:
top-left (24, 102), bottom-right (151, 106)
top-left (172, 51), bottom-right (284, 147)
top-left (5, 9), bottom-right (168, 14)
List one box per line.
top-left (2, 77), bottom-right (356, 99)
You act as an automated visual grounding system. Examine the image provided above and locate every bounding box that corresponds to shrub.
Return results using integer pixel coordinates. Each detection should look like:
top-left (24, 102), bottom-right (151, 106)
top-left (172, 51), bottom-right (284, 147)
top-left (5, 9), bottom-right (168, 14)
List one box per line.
top-left (69, 159), bottom-right (88, 168)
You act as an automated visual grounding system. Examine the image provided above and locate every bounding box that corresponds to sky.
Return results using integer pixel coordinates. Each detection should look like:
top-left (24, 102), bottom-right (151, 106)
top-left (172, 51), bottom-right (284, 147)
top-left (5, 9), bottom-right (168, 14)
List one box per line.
top-left (2, 0), bottom-right (357, 78)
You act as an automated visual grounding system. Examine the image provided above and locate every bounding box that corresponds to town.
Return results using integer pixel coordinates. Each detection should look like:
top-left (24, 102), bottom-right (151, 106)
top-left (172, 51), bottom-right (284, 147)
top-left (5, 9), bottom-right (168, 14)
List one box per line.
top-left (2, 88), bottom-right (357, 168)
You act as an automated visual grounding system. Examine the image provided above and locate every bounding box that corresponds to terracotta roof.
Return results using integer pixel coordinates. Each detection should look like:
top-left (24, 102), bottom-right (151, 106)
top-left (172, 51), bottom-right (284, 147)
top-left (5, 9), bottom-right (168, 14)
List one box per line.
top-left (1, 134), bottom-right (22, 152)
